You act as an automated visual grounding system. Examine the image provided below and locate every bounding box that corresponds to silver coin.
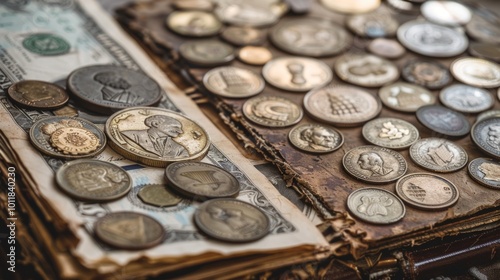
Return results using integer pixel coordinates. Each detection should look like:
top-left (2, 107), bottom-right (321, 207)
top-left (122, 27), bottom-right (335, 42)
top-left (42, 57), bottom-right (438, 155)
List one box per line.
top-left (416, 105), bottom-right (470, 137)
top-left (401, 59), bottom-right (451, 90)
top-left (439, 84), bottom-right (493, 114)
top-left (465, 16), bottom-right (500, 45)
top-left (262, 57), bottom-right (333, 92)
top-left (347, 187), bottom-right (406, 224)
top-left (362, 118), bottom-right (419, 150)
top-left (367, 38), bottom-right (406, 60)
top-left (346, 12), bottom-right (398, 38)
top-left (397, 20), bottom-right (468, 57)
top-left (420, 1), bottom-right (471, 26)
top-left (471, 117), bottom-right (500, 159)
top-left (334, 53), bottom-right (399, 87)
top-left (343, 145), bottom-right (407, 184)
top-left (468, 158), bottom-right (500, 190)
top-left (450, 57), bottom-right (500, 89)
top-left (379, 82), bottom-right (436, 113)
top-left (476, 110), bottom-right (500, 124)
top-left (166, 11), bottom-right (222, 37)
top-left (288, 123), bottom-right (344, 153)
top-left (242, 96), bottom-right (303, 127)
top-left (220, 26), bottom-right (266, 46)
top-left (214, 0), bottom-right (284, 27)
top-left (409, 138), bottom-right (468, 173)
top-left (179, 40), bottom-right (235, 66)
top-left (194, 198), bottom-right (270, 242)
top-left (203, 66), bottom-right (264, 98)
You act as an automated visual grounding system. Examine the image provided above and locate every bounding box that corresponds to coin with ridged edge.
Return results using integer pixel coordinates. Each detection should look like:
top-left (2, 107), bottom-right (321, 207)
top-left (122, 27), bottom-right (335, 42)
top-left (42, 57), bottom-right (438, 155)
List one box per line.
top-left (8, 80), bottom-right (68, 110)
top-left (471, 117), bottom-right (500, 160)
top-left (347, 188), bottom-right (405, 224)
top-left (203, 66), bottom-right (264, 98)
top-left (409, 138), bottom-right (468, 173)
top-left (416, 105), bottom-right (470, 137)
top-left (242, 96), bottom-right (303, 127)
top-left (362, 118), bottom-right (419, 150)
top-left (468, 158), bottom-right (500, 190)
top-left (288, 123), bottom-right (344, 153)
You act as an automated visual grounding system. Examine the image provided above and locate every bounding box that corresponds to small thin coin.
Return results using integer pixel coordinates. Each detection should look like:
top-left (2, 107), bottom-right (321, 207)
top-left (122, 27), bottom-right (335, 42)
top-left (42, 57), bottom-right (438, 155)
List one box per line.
top-left (468, 158), bottom-right (500, 190)
top-left (409, 138), bottom-right (468, 173)
top-left (220, 26), bottom-right (266, 46)
top-left (379, 82), bottom-right (436, 113)
top-left (346, 12), bottom-right (398, 38)
top-left (421, 1), bottom-right (471, 26)
top-left (450, 57), bottom-right (500, 88)
top-left (439, 84), bottom-right (493, 114)
top-left (471, 117), bottom-right (500, 159)
top-left (56, 159), bottom-right (132, 201)
top-left (347, 188), bottom-right (406, 224)
top-left (468, 42), bottom-right (500, 62)
top-left (137, 184), bottom-right (182, 207)
top-left (334, 53), bottom-right (399, 87)
top-left (402, 60), bottom-right (451, 90)
top-left (362, 118), bottom-right (419, 150)
top-left (416, 105), bottom-right (470, 137)
top-left (238, 46), bottom-right (272, 66)
top-left (242, 96), bottom-right (303, 127)
top-left (466, 16), bottom-right (500, 45)
top-left (94, 212), bottom-right (165, 250)
top-left (8, 80), bottom-right (68, 110)
top-left (367, 39), bottom-right (406, 60)
top-left (477, 110), bottom-right (500, 123)
top-left (321, 0), bottom-right (381, 14)
top-left (203, 66), bottom-right (264, 98)
top-left (179, 40), bottom-right (235, 66)
top-left (50, 126), bottom-right (100, 155)
top-left (194, 198), bottom-right (270, 242)
top-left (166, 11), bottom-right (222, 37)
top-left (288, 123), bottom-right (344, 153)
top-left (165, 161), bottom-right (240, 200)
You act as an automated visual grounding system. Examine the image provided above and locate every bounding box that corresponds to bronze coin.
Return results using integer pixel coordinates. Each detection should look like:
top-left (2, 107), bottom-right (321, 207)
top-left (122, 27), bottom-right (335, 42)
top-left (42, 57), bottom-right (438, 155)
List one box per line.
top-left (8, 80), bottom-right (68, 110)
top-left (137, 184), bottom-right (182, 207)
top-left (416, 105), bottom-right (470, 137)
top-left (242, 96), bottom-right (303, 128)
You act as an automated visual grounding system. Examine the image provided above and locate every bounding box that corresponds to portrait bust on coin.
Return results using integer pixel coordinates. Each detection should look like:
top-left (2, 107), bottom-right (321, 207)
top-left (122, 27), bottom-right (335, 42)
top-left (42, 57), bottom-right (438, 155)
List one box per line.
top-left (487, 124), bottom-right (500, 151)
top-left (300, 126), bottom-right (337, 151)
top-left (357, 152), bottom-right (393, 177)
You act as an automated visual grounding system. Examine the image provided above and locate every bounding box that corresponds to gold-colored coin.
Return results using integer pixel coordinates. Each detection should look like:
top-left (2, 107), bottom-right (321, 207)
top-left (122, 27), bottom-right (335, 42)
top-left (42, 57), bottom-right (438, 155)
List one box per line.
top-left (138, 184), bottom-right (182, 207)
top-left (242, 96), bottom-right (303, 127)
top-left (166, 11), bottom-right (222, 37)
top-left (50, 127), bottom-right (100, 155)
top-left (238, 46), bottom-right (272, 66)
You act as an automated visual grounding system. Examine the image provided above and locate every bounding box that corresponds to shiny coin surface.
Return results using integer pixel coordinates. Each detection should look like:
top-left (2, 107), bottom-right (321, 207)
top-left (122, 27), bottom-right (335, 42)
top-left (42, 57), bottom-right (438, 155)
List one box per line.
top-left (262, 57), bottom-right (333, 92)
top-left (166, 10), bottom-right (222, 37)
top-left (288, 123), bottom-right (344, 153)
top-left (409, 138), bottom-right (468, 173)
top-left (416, 105), bottom-right (470, 137)
top-left (67, 65), bottom-right (162, 115)
top-left (401, 60), bottom-right (451, 90)
top-left (137, 184), bottom-right (182, 207)
top-left (397, 20), bottom-right (468, 57)
top-left (450, 57), bottom-right (500, 88)
top-left (165, 161), bottom-right (240, 200)
top-left (238, 46), bottom-right (272, 66)
top-left (395, 173), bottom-right (459, 210)
top-left (242, 96), bottom-right (303, 127)
top-left (304, 84), bottom-right (381, 127)
top-left (343, 145), bottom-right (407, 183)
top-left (347, 188), bottom-right (405, 224)
top-left (194, 198), bottom-right (270, 242)
top-left (465, 16), bottom-right (500, 45)
top-left (29, 116), bottom-right (106, 159)
top-left (477, 110), bottom-right (500, 124)
top-left (203, 66), bottom-right (264, 98)
top-left (468, 158), bottom-right (500, 190)
top-left (346, 12), bottom-right (398, 38)
top-left (214, 0), bottom-right (283, 27)
top-left (379, 82), bottom-right (435, 113)
top-left (334, 53), bottom-right (399, 87)
top-left (105, 107), bottom-right (210, 167)
top-left (439, 84), bottom-right (493, 114)
top-left (220, 26), bottom-right (266, 46)
top-left (269, 17), bottom-right (352, 57)
top-left (179, 40), bottom-right (235, 66)
top-left (8, 80), bottom-right (68, 110)
top-left (94, 212), bottom-right (165, 249)
top-left (321, 0), bottom-right (381, 14)
top-left (421, 1), bottom-right (471, 26)
top-left (471, 117), bottom-right (500, 159)
top-left (362, 118), bottom-right (419, 150)
top-left (56, 159), bottom-right (131, 201)
top-left (172, 0), bottom-right (214, 11)
top-left (468, 42), bottom-right (500, 62)
top-left (367, 39), bottom-right (406, 60)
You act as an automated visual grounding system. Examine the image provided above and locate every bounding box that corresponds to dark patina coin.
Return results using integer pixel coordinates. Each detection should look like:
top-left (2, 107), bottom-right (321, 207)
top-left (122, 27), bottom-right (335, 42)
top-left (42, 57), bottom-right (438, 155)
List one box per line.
top-left (402, 60), bottom-right (451, 90)
top-left (416, 105), bottom-right (470, 137)
top-left (471, 117), bottom-right (500, 159)
top-left (468, 42), bottom-right (500, 62)
top-left (179, 40), bottom-right (235, 66)
top-left (8, 80), bottom-right (69, 110)
top-left (138, 184), bottom-right (182, 207)
top-left (468, 158), bottom-right (500, 190)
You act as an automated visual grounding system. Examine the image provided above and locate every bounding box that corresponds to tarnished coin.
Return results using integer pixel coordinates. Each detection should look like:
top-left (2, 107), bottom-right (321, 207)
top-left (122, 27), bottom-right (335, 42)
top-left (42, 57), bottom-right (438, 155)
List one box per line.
top-left (379, 82), bottom-right (436, 113)
top-left (67, 65), bottom-right (162, 115)
top-left (397, 20), bottom-right (468, 57)
top-left (214, 0), bottom-right (284, 27)
top-left (402, 60), bottom-right (451, 90)
top-left (262, 57), bottom-right (333, 92)
top-left (468, 42), bottom-right (500, 62)
top-left (194, 198), bottom-right (270, 242)
top-left (29, 116), bottom-right (106, 159)
top-left (367, 39), bottom-right (406, 60)
top-left (220, 26), bottom-right (266, 46)
top-left (56, 159), bottom-right (132, 201)
top-left (304, 84), bottom-right (381, 127)
top-left (416, 105), bottom-right (470, 137)
top-left (269, 17), bottom-right (352, 57)
top-left (288, 123), bottom-right (344, 153)
top-left (238, 46), bottom-right (272, 66)
top-left (439, 84), bottom-right (493, 114)
top-left (179, 40), bottom-right (235, 66)
top-left (346, 12), bottom-right (398, 38)
top-left (105, 107), bottom-right (210, 167)
top-left (421, 1), bottom-right (471, 26)
top-left (347, 188), bottom-right (405, 224)
top-left (362, 118), bottom-right (419, 150)
top-left (94, 212), bottom-right (165, 249)
top-left (343, 145), bottom-right (407, 183)
top-left (468, 158), bottom-right (500, 190)
top-left (477, 110), bottom-right (500, 124)
top-left (321, 0), bottom-right (381, 14)
top-left (172, 0), bottom-right (214, 11)
top-left (242, 96), bottom-right (303, 127)
top-left (137, 184), bottom-right (182, 207)
top-left (203, 66), bottom-right (264, 98)
top-left (8, 80), bottom-right (68, 110)
top-left (450, 57), bottom-right (500, 88)
top-left (165, 161), bottom-right (240, 200)
top-left (409, 138), bottom-right (468, 173)
top-left (395, 173), bottom-right (459, 210)
top-left (334, 53), bottom-right (399, 87)
top-left (166, 11), bottom-right (222, 37)
top-left (465, 16), bottom-right (500, 45)
top-left (471, 117), bottom-right (500, 159)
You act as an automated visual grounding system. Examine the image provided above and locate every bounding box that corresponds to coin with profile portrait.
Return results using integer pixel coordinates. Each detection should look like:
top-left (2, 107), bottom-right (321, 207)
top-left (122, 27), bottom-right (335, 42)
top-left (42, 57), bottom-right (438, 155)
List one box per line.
top-left (288, 123), bottom-right (344, 153)
top-left (471, 117), bottom-right (500, 160)
top-left (468, 158), bottom-right (500, 190)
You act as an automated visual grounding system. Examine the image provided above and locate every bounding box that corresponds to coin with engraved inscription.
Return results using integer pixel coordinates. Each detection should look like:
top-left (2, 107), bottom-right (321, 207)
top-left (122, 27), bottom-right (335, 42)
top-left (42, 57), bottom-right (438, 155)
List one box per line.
top-left (471, 117), bottom-right (500, 159)
top-left (409, 138), bottom-right (468, 173)
top-left (242, 96), bottom-right (303, 127)
top-left (379, 82), bottom-right (435, 113)
top-left (172, 0), bottom-right (214, 11)
top-left (262, 57), bottom-right (333, 92)
top-left (362, 118), bottom-right (419, 150)
top-left (8, 80), bottom-right (68, 110)
top-left (214, 0), bottom-right (284, 27)
top-left (421, 1), bottom-right (471, 26)
top-left (166, 10), bottom-right (222, 37)
top-left (67, 65), bottom-right (162, 115)
top-left (179, 40), bottom-right (235, 66)
top-left (165, 161), bottom-right (240, 200)
top-left (203, 66), bottom-right (264, 98)
top-left (367, 39), bottom-right (406, 60)
top-left (450, 57), bottom-right (500, 88)
top-left (304, 84), bottom-right (381, 127)
top-left (334, 53), bottom-right (399, 87)
top-left (321, 0), bottom-right (381, 14)
top-left (29, 116), bottom-right (106, 159)
top-left (466, 16), bottom-right (500, 45)
top-left (346, 12), bottom-right (398, 38)
top-left (288, 123), bottom-right (344, 154)
top-left (395, 173), bottom-right (459, 210)
top-left (477, 110), bottom-right (500, 124)
top-left (347, 188), bottom-right (405, 224)
top-left (468, 42), bottom-right (500, 63)
top-left (343, 145), bottom-right (407, 184)
top-left (401, 60), bottom-right (451, 90)
top-left (238, 46), bottom-right (272, 66)
top-left (416, 105), bottom-right (470, 137)
top-left (220, 26), bottom-right (266, 46)
top-left (56, 159), bottom-right (132, 201)
top-left (468, 158), bottom-right (500, 190)
top-left (94, 212), bottom-right (165, 249)
top-left (269, 17), bottom-right (352, 57)
top-left (105, 107), bottom-right (210, 167)
top-left (137, 184), bottom-right (182, 207)
top-left (439, 84), bottom-right (493, 114)
top-left (194, 198), bottom-right (270, 242)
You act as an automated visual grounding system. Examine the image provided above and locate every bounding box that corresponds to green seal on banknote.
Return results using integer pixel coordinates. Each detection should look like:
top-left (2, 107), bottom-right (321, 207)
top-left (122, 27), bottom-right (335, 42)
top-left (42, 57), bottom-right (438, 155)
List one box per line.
top-left (22, 33), bottom-right (70, 56)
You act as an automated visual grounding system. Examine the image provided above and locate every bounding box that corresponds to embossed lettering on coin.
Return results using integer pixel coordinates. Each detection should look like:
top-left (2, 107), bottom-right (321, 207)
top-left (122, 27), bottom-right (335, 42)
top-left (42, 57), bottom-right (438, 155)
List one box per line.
top-left (362, 118), bottom-right (419, 149)
top-left (288, 123), bottom-right (344, 153)
top-left (137, 184), bottom-right (182, 207)
top-left (468, 158), bottom-right (500, 190)
top-left (402, 60), bottom-right (451, 89)
top-left (8, 80), bottom-right (68, 110)
top-left (379, 82), bottom-right (436, 112)
top-left (50, 126), bottom-right (99, 155)
top-left (334, 53), bottom-right (399, 87)
top-left (347, 188), bottom-right (405, 224)
top-left (416, 105), bottom-right (470, 137)
top-left (203, 66), bottom-right (264, 98)
top-left (450, 57), bottom-right (500, 88)
top-left (166, 11), bottom-right (222, 37)
top-left (409, 138), bottom-right (468, 173)
top-left (440, 84), bottom-right (493, 113)
top-left (471, 117), bottom-right (500, 159)
top-left (242, 96), bottom-right (303, 127)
